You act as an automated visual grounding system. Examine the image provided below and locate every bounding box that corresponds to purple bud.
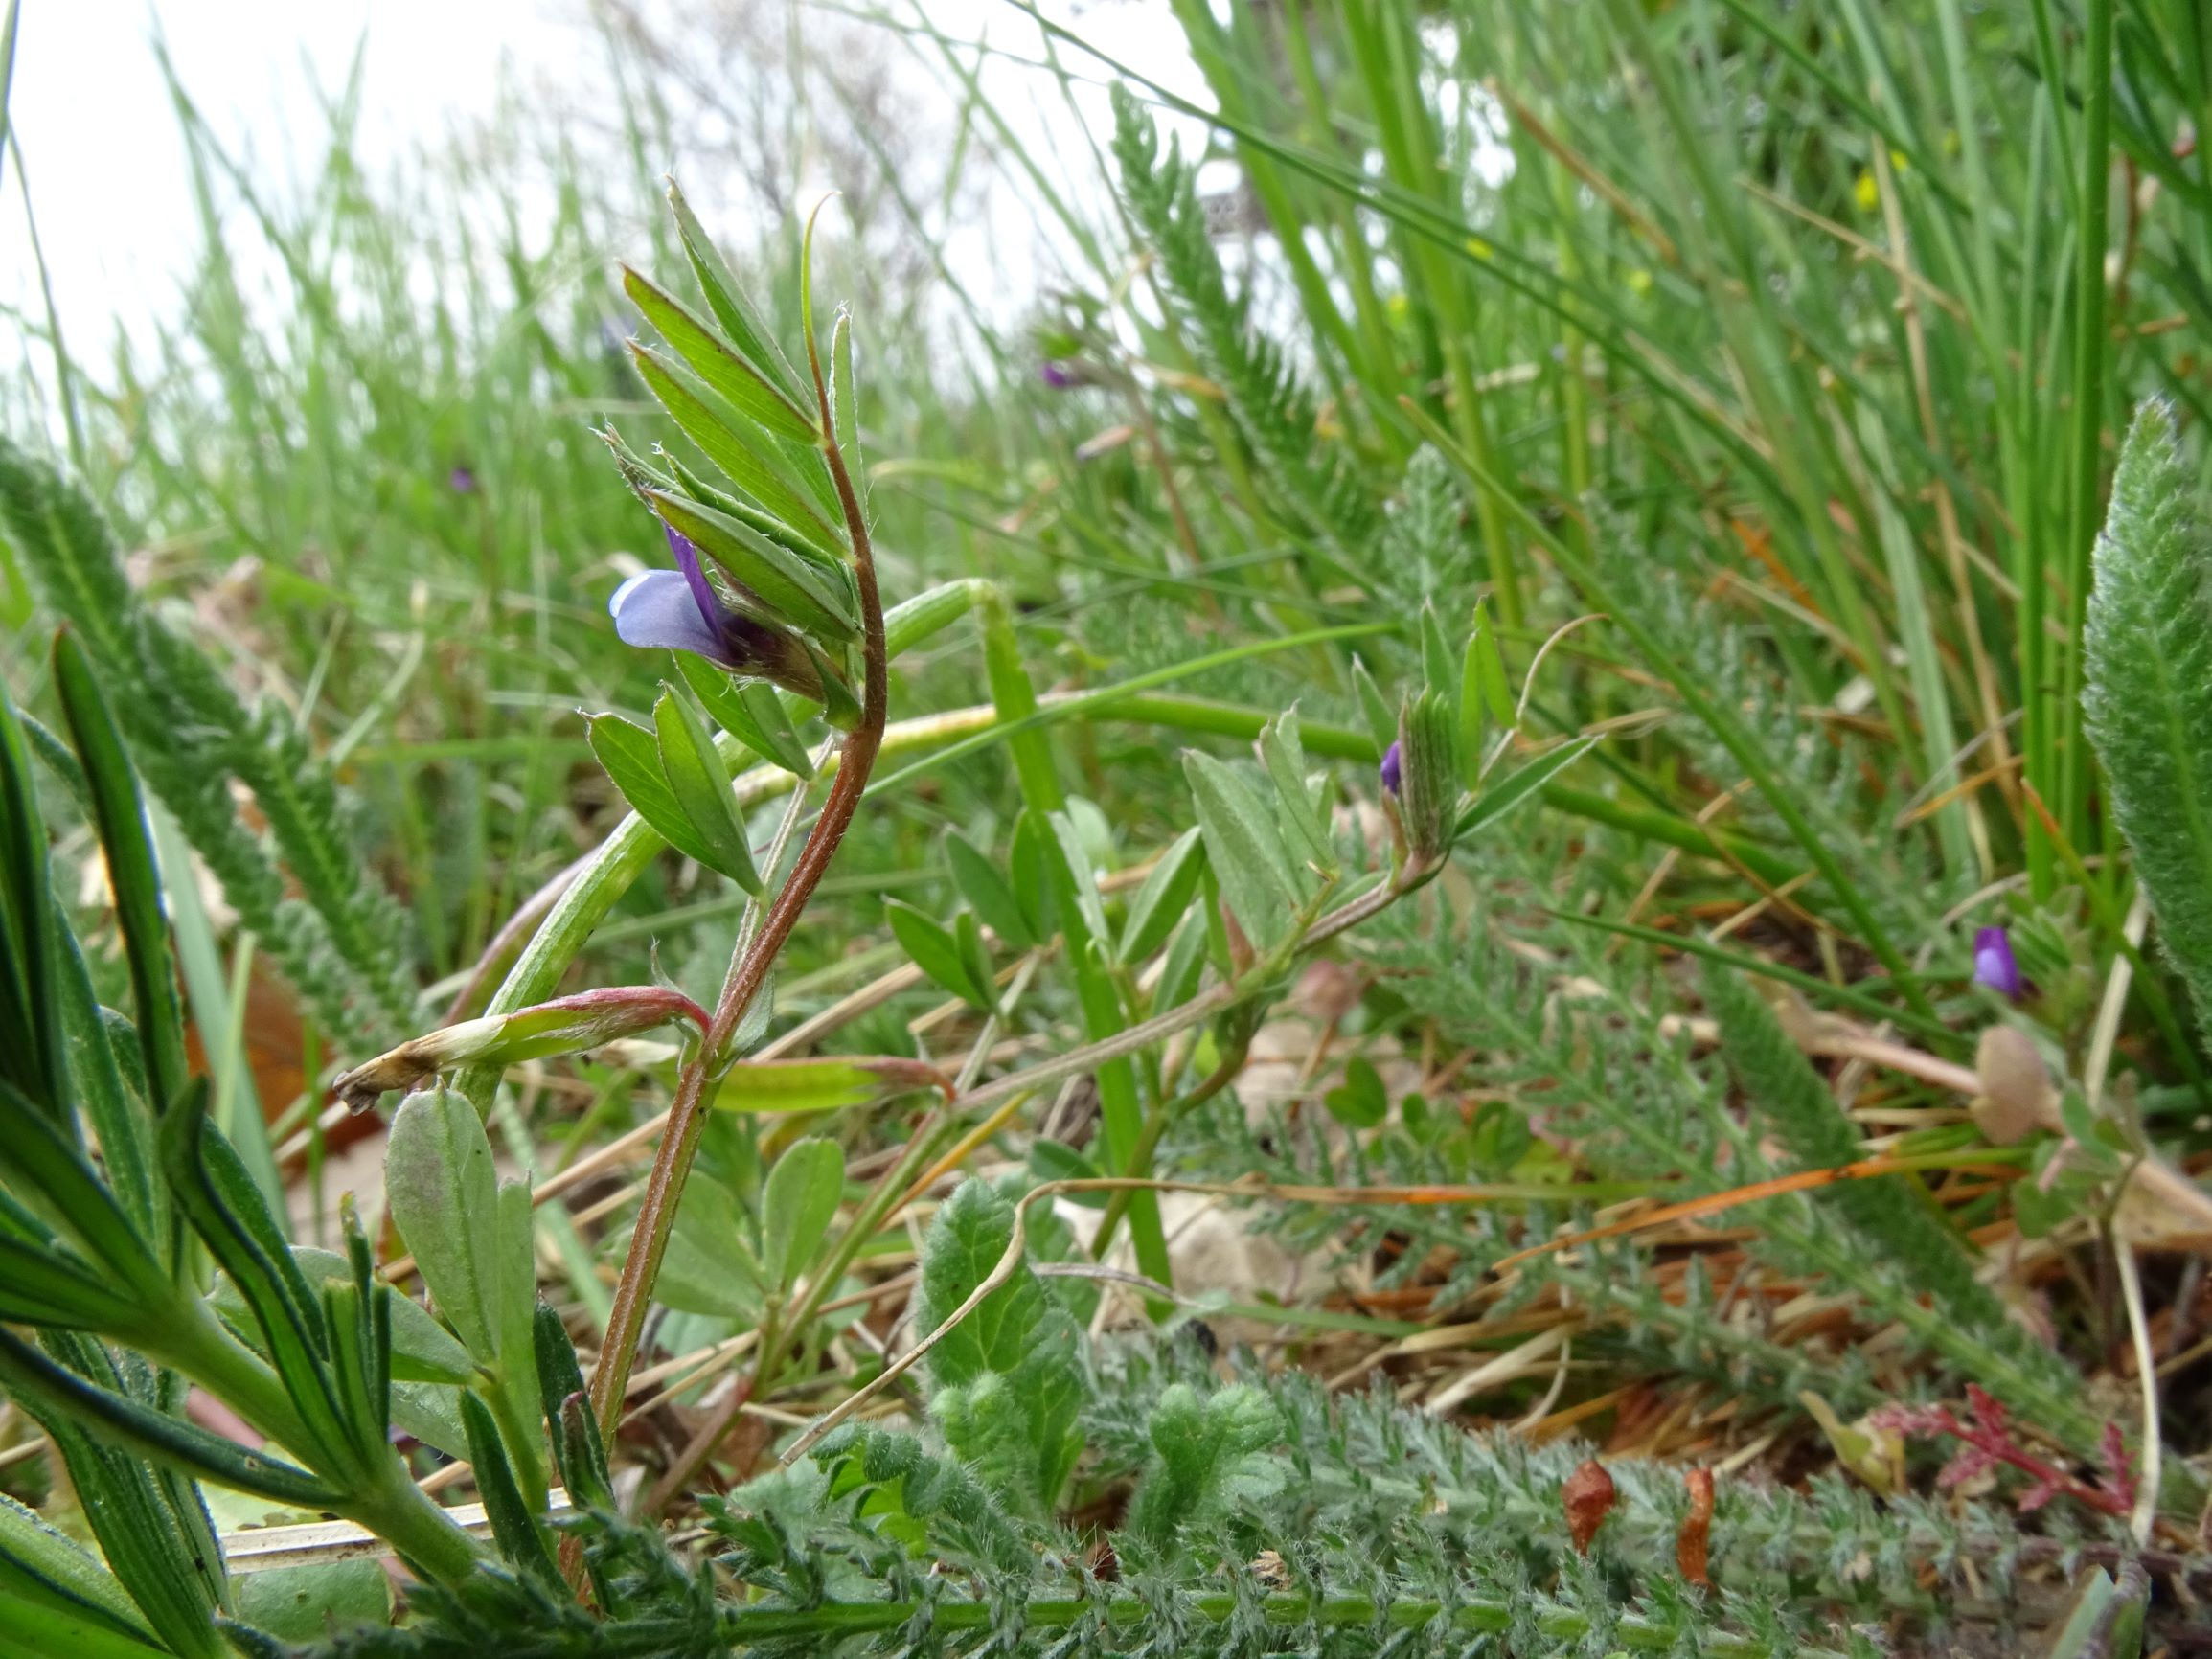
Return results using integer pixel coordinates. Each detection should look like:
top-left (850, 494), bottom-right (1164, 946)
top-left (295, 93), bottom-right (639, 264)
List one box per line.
top-left (448, 466), bottom-right (478, 495)
top-left (1380, 740), bottom-right (1402, 797)
top-left (1039, 360), bottom-right (1077, 389)
top-left (1972, 925), bottom-right (2022, 1001)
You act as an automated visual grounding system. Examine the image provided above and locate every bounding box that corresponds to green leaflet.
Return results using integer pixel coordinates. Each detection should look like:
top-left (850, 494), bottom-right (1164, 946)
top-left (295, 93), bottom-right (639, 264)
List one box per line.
top-left (761, 1138), bottom-right (845, 1295)
top-left (661, 1176), bottom-right (768, 1321)
top-left (1260, 707), bottom-right (1334, 875)
top-left (2084, 401), bottom-right (2212, 1036)
top-left (1045, 809), bottom-right (1110, 945)
top-left (622, 265), bottom-right (818, 443)
top-left (665, 177), bottom-right (812, 408)
top-left (1456, 736), bottom-right (1599, 840)
top-left (627, 345), bottom-right (840, 549)
top-left (676, 653), bottom-right (815, 778)
top-left (1350, 656), bottom-right (1397, 756)
top-left (584, 712), bottom-right (727, 875)
top-left (1182, 752), bottom-right (1297, 951)
top-left (384, 1086), bottom-right (503, 1364)
top-left (946, 830), bottom-right (1032, 951)
top-left (886, 899), bottom-right (995, 1010)
top-left (649, 489), bottom-right (858, 645)
top-left (1118, 826), bottom-right (1206, 966)
top-left (652, 686), bottom-right (764, 894)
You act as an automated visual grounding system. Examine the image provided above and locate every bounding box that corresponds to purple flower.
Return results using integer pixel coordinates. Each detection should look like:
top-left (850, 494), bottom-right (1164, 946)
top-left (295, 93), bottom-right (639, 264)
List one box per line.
top-left (1380, 740), bottom-right (1402, 797)
top-left (1973, 925), bottom-right (2022, 1000)
top-left (1039, 360), bottom-right (1077, 389)
top-left (608, 524), bottom-right (825, 699)
top-left (448, 465), bottom-right (478, 495)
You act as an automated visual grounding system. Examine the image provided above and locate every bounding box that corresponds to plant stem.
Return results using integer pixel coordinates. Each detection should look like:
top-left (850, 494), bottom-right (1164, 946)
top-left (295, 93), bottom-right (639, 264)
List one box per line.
top-left (156, 1299), bottom-right (486, 1584)
top-left (698, 1591), bottom-right (1799, 1656)
top-left (1089, 1041), bottom-right (1246, 1258)
top-left (586, 341), bottom-right (890, 1446)
top-left (2058, 0), bottom-right (2113, 853)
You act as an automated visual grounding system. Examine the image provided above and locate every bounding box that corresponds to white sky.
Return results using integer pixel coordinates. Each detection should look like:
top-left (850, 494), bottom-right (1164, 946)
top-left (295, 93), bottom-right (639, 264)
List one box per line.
top-left (7, 0), bottom-right (582, 352)
top-left (2, 0), bottom-right (1210, 360)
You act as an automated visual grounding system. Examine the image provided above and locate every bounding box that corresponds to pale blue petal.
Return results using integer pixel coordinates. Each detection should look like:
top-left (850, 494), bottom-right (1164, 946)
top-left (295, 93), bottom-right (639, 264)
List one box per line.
top-left (608, 569), bottom-right (724, 660)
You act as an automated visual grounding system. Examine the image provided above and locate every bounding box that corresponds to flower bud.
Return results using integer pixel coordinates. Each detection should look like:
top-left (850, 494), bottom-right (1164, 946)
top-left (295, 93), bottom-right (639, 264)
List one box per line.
top-left (1395, 691), bottom-right (1459, 866)
top-left (1972, 925), bottom-right (2022, 1000)
top-left (334, 987), bottom-right (709, 1111)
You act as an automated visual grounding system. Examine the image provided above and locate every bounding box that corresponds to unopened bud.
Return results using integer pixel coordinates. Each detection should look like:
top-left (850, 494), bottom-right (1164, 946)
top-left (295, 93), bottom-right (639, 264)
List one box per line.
top-left (1395, 690), bottom-right (1459, 867)
top-left (334, 987), bottom-right (709, 1111)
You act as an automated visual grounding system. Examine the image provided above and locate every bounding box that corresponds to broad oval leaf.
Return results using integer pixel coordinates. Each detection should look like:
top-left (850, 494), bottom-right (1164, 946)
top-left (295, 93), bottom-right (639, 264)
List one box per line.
top-left (763, 1137), bottom-right (845, 1294)
top-left (1182, 752), bottom-right (1297, 952)
top-left (384, 1085), bottom-right (503, 1364)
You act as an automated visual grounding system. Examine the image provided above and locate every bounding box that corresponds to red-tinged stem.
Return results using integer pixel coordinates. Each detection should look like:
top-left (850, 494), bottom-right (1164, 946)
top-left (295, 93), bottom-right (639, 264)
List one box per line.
top-left (588, 321), bottom-right (888, 1450)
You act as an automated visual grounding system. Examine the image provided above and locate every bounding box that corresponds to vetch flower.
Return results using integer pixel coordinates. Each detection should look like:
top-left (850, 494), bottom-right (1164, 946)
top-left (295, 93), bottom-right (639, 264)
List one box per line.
top-left (609, 524), bottom-right (828, 699)
top-left (1380, 740), bottom-right (1402, 797)
top-left (1973, 925), bottom-right (2022, 1000)
top-left (448, 465), bottom-right (478, 495)
top-left (1039, 360), bottom-right (1077, 389)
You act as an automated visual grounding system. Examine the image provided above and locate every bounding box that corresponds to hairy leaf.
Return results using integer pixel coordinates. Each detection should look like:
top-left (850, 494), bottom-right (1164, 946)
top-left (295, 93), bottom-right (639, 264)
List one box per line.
top-left (2085, 400), bottom-right (2212, 1035)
